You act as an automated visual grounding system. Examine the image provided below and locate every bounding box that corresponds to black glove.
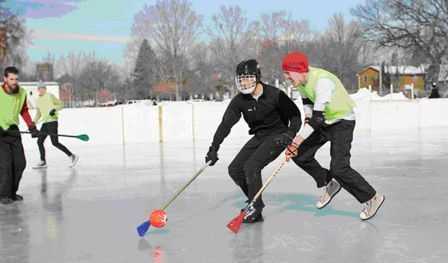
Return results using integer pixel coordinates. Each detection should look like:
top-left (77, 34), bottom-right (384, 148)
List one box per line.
top-left (49, 109), bottom-right (56, 116)
top-left (205, 146), bottom-right (219, 166)
top-left (5, 125), bottom-right (20, 137)
top-left (29, 125), bottom-right (40, 138)
top-left (273, 132), bottom-right (294, 147)
top-left (305, 117), bottom-right (311, 123)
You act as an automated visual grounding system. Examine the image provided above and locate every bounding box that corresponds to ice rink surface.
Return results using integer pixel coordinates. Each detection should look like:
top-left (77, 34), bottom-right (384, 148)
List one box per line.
top-left (1, 128), bottom-right (447, 263)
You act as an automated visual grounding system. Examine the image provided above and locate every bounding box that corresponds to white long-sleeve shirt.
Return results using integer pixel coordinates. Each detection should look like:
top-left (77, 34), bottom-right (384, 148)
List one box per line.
top-left (298, 78), bottom-right (355, 140)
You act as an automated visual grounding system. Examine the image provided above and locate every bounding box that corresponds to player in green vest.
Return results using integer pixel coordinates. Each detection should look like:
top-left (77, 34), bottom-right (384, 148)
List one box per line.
top-left (0, 66), bottom-right (39, 205)
top-left (281, 51), bottom-right (385, 220)
top-left (33, 84), bottom-right (78, 169)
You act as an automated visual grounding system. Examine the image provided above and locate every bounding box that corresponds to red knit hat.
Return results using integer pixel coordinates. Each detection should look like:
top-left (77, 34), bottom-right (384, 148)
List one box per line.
top-left (282, 52), bottom-right (309, 73)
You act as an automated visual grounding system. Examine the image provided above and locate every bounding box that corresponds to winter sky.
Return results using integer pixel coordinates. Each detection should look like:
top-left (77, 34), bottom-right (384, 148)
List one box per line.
top-left (3, 0), bottom-right (364, 64)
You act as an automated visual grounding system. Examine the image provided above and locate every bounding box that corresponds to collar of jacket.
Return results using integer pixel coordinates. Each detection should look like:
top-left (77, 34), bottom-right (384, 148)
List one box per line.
top-left (242, 82), bottom-right (266, 100)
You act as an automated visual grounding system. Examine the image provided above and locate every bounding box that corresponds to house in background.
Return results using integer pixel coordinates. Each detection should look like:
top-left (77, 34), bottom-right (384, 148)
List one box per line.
top-left (357, 65), bottom-right (426, 96)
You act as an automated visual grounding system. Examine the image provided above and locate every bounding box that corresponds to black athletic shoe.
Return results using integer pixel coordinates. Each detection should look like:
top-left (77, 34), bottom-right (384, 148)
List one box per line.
top-left (0, 197), bottom-right (14, 205)
top-left (243, 209), bottom-right (264, 224)
top-left (12, 194), bottom-right (23, 201)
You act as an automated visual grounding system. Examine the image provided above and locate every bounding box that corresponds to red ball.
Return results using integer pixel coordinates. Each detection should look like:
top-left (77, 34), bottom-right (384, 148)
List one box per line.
top-left (150, 210), bottom-right (167, 228)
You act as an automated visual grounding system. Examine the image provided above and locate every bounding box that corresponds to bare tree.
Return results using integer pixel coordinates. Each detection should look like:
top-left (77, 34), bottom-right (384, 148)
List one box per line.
top-left (352, 0), bottom-right (448, 90)
top-left (207, 5), bottom-right (256, 94)
top-left (0, 6), bottom-right (29, 72)
top-left (78, 59), bottom-right (121, 104)
top-left (281, 15), bottom-right (312, 51)
top-left (357, 41), bottom-right (381, 66)
top-left (54, 52), bottom-right (98, 105)
top-left (55, 51), bottom-right (96, 79)
top-left (131, 0), bottom-right (202, 100)
top-left (315, 14), bottom-right (364, 92)
top-left (253, 11), bottom-right (312, 84)
top-left (252, 12), bottom-right (287, 84)
top-left (389, 51), bottom-right (401, 94)
top-left (257, 11), bottom-right (287, 42)
top-left (187, 42), bottom-right (213, 96)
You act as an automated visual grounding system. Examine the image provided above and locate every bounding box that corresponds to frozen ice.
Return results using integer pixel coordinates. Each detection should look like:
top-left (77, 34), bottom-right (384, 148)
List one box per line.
top-left (1, 126), bottom-right (448, 263)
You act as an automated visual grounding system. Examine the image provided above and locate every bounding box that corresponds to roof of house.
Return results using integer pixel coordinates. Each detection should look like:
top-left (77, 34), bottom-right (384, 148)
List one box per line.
top-left (359, 65), bottom-right (426, 75)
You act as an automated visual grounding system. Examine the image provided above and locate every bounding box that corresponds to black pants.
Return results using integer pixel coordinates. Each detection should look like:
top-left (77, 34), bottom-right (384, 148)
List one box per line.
top-left (0, 128), bottom-right (26, 198)
top-left (228, 132), bottom-right (285, 210)
top-left (292, 120), bottom-right (376, 203)
top-left (38, 121), bottom-right (72, 162)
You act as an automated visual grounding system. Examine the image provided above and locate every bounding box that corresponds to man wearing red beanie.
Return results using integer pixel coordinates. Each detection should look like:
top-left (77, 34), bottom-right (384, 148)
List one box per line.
top-left (281, 51), bottom-right (385, 221)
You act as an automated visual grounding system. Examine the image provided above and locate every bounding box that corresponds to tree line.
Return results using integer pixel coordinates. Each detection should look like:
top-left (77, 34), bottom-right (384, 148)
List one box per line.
top-left (1, 0), bottom-right (447, 103)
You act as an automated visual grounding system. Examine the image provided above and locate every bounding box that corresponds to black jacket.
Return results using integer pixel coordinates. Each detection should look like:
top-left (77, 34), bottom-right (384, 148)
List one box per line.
top-left (429, 87), bottom-right (441, 98)
top-left (210, 83), bottom-right (302, 150)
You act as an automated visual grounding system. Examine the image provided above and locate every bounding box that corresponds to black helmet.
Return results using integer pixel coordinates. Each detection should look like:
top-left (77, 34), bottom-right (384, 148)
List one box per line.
top-left (236, 59), bottom-right (261, 80)
top-left (235, 59), bottom-right (261, 94)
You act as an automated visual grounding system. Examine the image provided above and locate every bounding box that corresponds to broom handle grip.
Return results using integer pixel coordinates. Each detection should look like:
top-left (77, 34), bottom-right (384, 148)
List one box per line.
top-left (161, 161), bottom-right (211, 210)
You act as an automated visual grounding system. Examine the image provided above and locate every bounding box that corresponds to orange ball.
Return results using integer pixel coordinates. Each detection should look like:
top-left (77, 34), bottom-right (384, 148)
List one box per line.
top-left (150, 210), bottom-right (167, 228)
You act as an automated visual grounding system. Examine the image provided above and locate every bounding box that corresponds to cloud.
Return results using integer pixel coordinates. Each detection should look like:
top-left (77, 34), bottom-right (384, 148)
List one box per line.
top-left (32, 29), bottom-right (129, 44)
top-left (2, 0), bottom-right (84, 18)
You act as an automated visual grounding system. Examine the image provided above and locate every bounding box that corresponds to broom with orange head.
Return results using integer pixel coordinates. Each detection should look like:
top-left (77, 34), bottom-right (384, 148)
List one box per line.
top-left (137, 161), bottom-right (211, 237)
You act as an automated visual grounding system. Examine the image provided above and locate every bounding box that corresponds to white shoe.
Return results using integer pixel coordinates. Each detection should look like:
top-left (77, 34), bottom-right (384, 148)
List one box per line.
top-left (33, 161), bottom-right (47, 169)
top-left (69, 154), bottom-right (79, 168)
top-left (316, 179), bottom-right (341, 209)
top-left (360, 194), bottom-right (385, 220)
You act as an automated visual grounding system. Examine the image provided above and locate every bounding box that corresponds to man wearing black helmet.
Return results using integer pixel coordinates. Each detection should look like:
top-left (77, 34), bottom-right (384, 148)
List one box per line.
top-left (205, 59), bottom-right (302, 223)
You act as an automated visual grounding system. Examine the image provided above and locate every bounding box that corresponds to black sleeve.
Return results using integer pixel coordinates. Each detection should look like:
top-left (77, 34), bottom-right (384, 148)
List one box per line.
top-left (210, 98), bottom-right (242, 151)
top-left (278, 91), bottom-right (302, 137)
top-left (302, 98), bottom-right (314, 106)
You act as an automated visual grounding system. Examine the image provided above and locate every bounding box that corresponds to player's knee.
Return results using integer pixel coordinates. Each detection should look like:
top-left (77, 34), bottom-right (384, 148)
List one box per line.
top-left (243, 161), bottom-right (261, 177)
top-left (228, 164), bottom-right (247, 186)
top-left (330, 162), bottom-right (349, 176)
top-left (228, 163), bottom-right (241, 178)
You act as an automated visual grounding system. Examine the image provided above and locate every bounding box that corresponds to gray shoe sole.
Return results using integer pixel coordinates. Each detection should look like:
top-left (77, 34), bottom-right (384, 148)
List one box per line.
top-left (32, 165), bottom-right (47, 169)
top-left (361, 195), bottom-right (385, 221)
top-left (317, 184), bottom-right (342, 209)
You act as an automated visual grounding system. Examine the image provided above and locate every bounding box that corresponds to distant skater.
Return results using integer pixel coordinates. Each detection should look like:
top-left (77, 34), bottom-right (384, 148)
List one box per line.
top-left (33, 83), bottom-right (78, 169)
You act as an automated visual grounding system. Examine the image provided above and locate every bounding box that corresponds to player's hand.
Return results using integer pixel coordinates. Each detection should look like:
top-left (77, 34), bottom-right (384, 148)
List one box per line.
top-left (285, 142), bottom-right (298, 160)
top-left (29, 123), bottom-right (40, 138)
top-left (205, 147), bottom-right (219, 166)
top-left (273, 132), bottom-right (293, 147)
top-left (49, 109), bottom-right (56, 116)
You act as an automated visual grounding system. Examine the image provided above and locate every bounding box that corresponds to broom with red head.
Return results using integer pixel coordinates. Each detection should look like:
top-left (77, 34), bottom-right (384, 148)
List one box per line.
top-left (227, 157), bottom-right (289, 234)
